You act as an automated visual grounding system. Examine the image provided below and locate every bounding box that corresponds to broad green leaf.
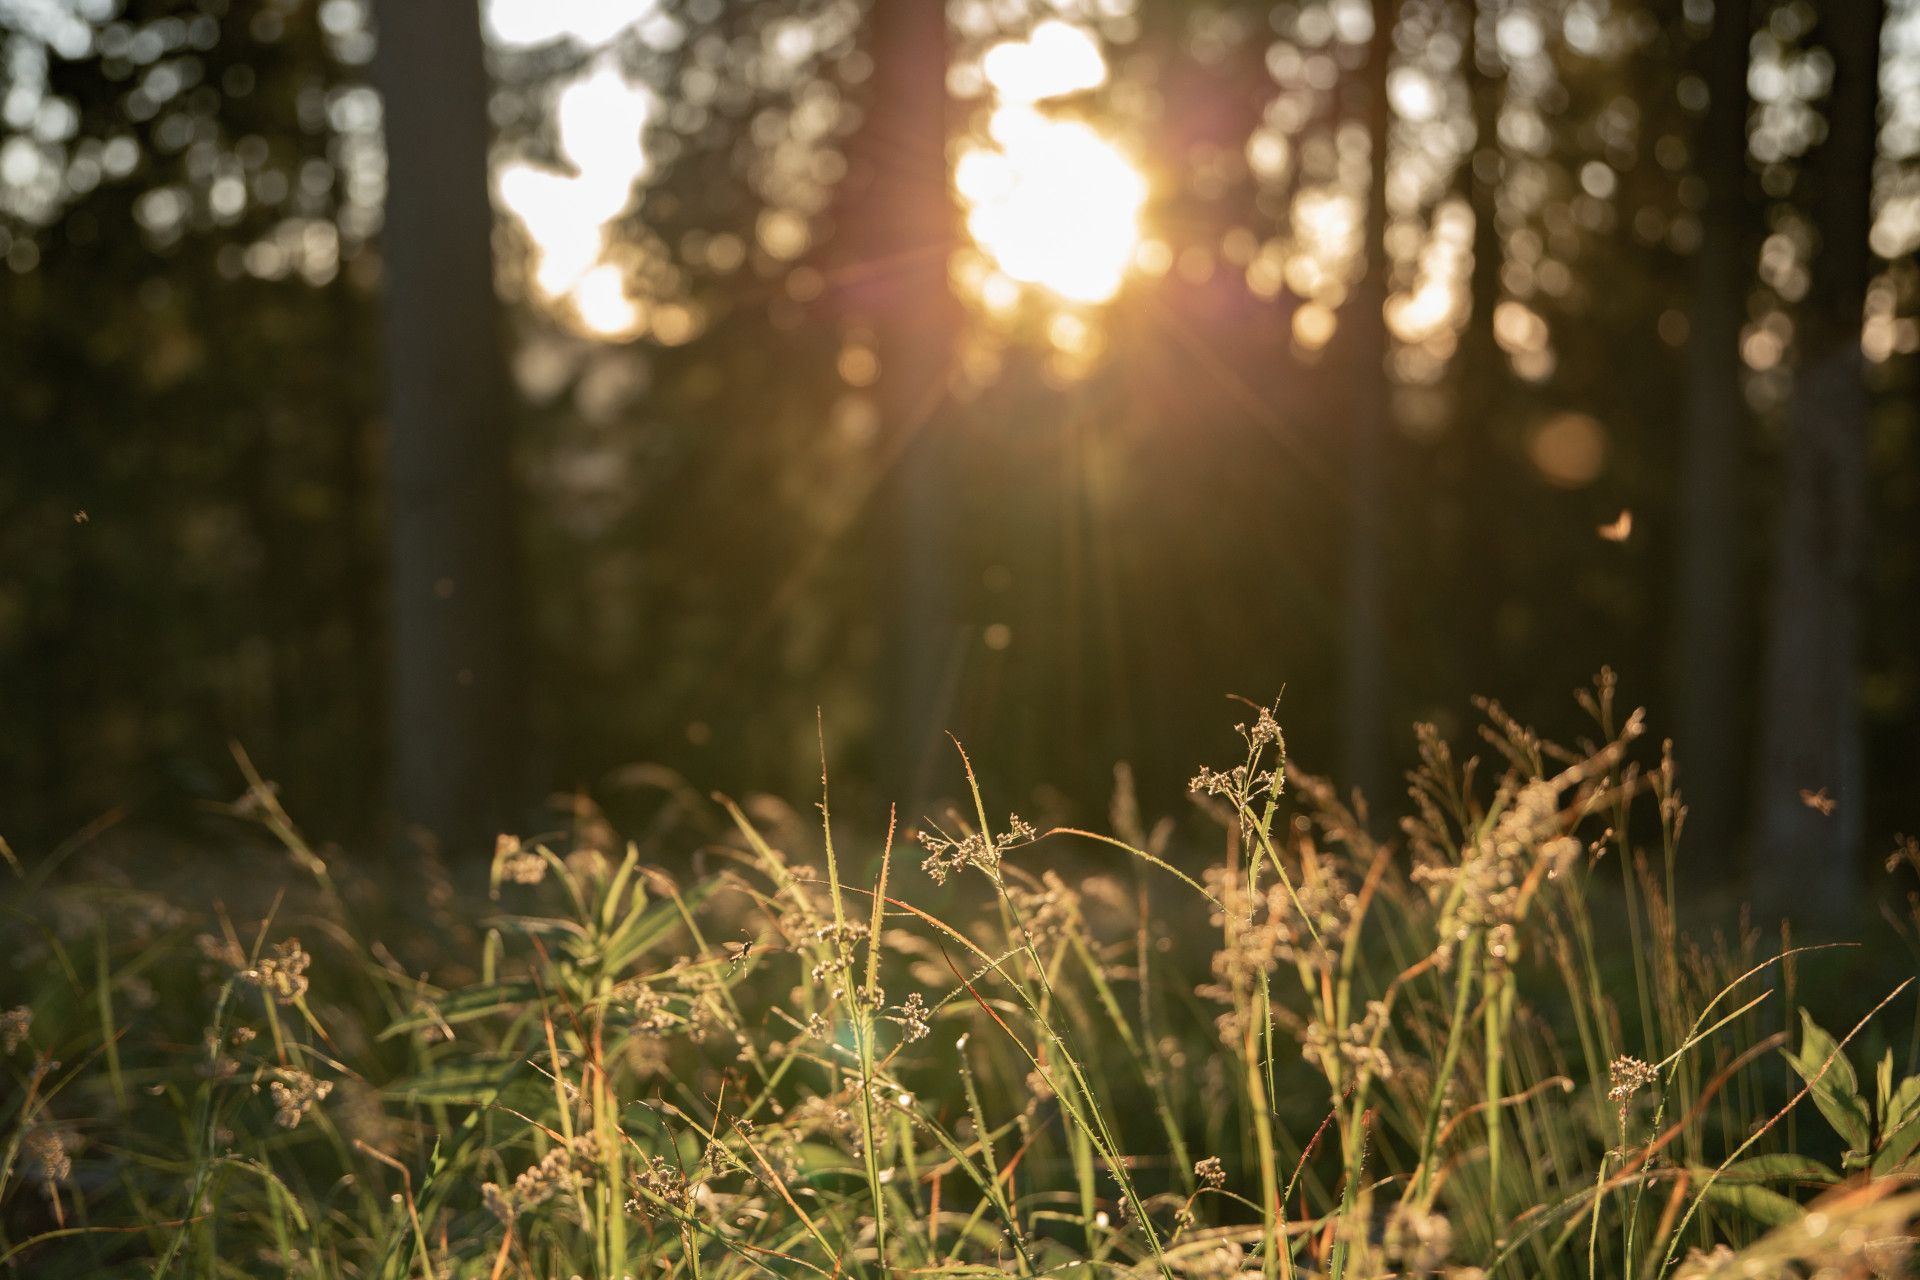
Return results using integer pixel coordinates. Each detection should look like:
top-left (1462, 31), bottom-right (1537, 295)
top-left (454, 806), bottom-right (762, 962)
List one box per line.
top-left (1718, 1154), bottom-right (1838, 1186)
top-left (1692, 1166), bottom-right (1804, 1228)
top-left (1873, 1112), bottom-right (1920, 1176)
top-left (1784, 1010), bottom-right (1873, 1154)
top-left (1882, 1073), bottom-right (1920, 1138)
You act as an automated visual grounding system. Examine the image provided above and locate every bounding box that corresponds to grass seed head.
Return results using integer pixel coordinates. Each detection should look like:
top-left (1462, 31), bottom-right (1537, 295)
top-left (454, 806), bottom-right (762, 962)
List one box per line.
top-left (0, 1005), bottom-right (30, 1053)
top-left (496, 834), bottom-right (547, 885)
top-left (269, 1067), bottom-right (333, 1128)
top-left (25, 1125), bottom-right (76, 1191)
top-left (243, 938), bottom-right (312, 1005)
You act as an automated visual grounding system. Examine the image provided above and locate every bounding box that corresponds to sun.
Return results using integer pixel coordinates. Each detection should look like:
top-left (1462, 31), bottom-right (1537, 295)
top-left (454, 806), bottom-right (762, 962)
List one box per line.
top-left (957, 110), bottom-right (1147, 306)
top-left (955, 22), bottom-right (1147, 308)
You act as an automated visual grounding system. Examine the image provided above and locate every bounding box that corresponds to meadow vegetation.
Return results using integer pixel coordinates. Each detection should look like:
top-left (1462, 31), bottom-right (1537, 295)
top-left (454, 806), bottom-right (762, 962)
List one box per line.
top-left (5, 674), bottom-right (1920, 1278)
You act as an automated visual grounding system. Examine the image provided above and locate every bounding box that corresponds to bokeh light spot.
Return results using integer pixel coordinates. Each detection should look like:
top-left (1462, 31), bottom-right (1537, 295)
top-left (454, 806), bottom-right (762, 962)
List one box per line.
top-left (1528, 412), bottom-right (1608, 488)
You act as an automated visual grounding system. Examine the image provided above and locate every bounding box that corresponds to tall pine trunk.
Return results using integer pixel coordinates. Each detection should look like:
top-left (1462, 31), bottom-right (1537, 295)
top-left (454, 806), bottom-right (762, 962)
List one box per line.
top-left (839, 0), bottom-right (961, 806)
top-left (1672, 0), bottom-right (1756, 865)
top-left (372, 0), bottom-right (527, 849)
top-left (1753, 1), bottom-right (1883, 919)
top-left (1452, 0), bottom-right (1506, 709)
top-left (1340, 0), bottom-right (1399, 804)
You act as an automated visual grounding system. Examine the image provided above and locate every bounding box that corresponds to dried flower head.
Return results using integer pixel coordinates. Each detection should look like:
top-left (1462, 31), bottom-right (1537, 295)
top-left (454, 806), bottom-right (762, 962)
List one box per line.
top-left (497, 1132), bottom-right (601, 1218)
top-left (481, 1181), bottom-right (515, 1224)
top-left (1540, 835), bottom-right (1581, 879)
top-left (243, 939), bottom-right (312, 1005)
top-left (1484, 922), bottom-right (1519, 973)
top-left (1200, 859), bottom-right (1353, 1041)
top-left (1608, 1055), bottom-right (1660, 1133)
top-left (916, 814), bottom-right (1037, 885)
top-left (1, 1005), bottom-right (30, 1054)
top-left (25, 1125), bottom-right (75, 1191)
top-left (630, 984), bottom-right (675, 1035)
top-left (1194, 1155), bottom-right (1226, 1189)
top-left (269, 1068), bottom-right (333, 1129)
top-left (496, 834), bottom-right (547, 885)
top-left (1384, 1206), bottom-right (1454, 1274)
top-left (1180, 1240), bottom-right (1247, 1280)
top-left (890, 991), bottom-right (931, 1043)
top-left (1189, 705), bottom-right (1285, 828)
top-left (1410, 774), bottom-right (1582, 963)
top-left (1006, 869), bottom-right (1082, 946)
top-left (1302, 1000), bottom-right (1396, 1084)
top-left (806, 918), bottom-right (870, 988)
top-left (637, 1152), bottom-right (690, 1206)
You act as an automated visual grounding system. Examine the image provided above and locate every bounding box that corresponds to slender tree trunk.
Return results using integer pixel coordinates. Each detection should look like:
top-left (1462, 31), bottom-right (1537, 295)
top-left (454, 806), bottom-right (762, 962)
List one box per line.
top-left (335, 274), bottom-right (384, 835)
top-left (1340, 0), bottom-right (1399, 804)
top-left (1753, 0), bottom-right (1882, 920)
top-left (1672, 0), bottom-right (1755, 865)
top-left (838, 0), bottom-right (960, 807)
top-left (372, 0), bottom-right (528, 849)
top-left (1453, 0), bottom-right (1505, 708)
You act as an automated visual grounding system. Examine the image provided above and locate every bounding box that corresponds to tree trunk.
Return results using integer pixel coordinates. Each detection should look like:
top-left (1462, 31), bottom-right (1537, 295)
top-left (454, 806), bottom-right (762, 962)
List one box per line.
top-left (1340, 0), bottom-right (1399, 805)
top-left (372, 0), bottom-right (528, 849)
top-left (1672, 0), bottom-right (1756, 866)
top-left (838, 0), bottom-right (961, 808)
top-left (1753, 0), bottom-right (1882, 920)
top-left (1452, 0), bottom-right (1506, 709)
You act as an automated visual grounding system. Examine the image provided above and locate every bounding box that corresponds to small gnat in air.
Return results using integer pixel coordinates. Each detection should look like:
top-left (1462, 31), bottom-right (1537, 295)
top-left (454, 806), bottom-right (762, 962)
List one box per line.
top-left (1799, 787), bottom-right (1837, 816)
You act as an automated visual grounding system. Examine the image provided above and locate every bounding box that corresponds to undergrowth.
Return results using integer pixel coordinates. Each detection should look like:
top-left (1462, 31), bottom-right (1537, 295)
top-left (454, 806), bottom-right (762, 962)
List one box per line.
top-left (5, 675), bottom-right (1920, 1277)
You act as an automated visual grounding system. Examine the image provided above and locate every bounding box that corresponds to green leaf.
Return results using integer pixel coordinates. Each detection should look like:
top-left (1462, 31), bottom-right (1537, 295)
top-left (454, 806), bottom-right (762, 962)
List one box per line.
top-left (377, 981), bottom-right (540, 1041)
top-left (484, 914), bottom-right (589, 941)
top-left (1873, 1112), bottom-right (1920, 1176)
top-left (1692, 1167), bottom-right (1804, 1228)
top-left (1882, 1073), bottom-right (1920, 1139)
top-left (1783, 1010), bottom-right (1873, 1154)
top-left (598, 875), bottom-right (720, 976)
top-left (1718, 1154), bottom-right (1838, 1186)
top-left (383, 1055), bottom-right (538, 1105)
top-left (599, 843), bottom-right (643, 933)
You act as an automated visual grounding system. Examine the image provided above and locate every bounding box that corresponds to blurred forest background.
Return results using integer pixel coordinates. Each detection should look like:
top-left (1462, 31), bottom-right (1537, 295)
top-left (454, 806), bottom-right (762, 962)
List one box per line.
top-left (3, 0), bottom-right (1918, 917)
